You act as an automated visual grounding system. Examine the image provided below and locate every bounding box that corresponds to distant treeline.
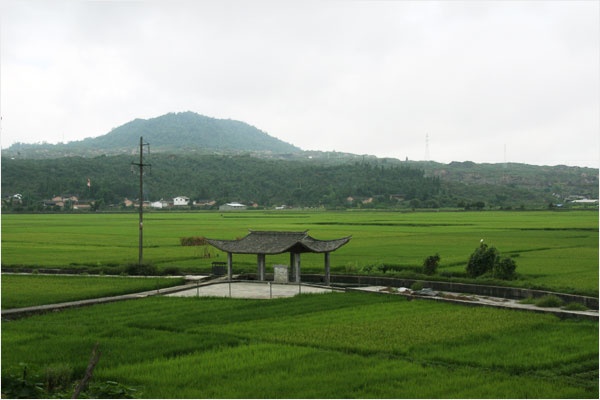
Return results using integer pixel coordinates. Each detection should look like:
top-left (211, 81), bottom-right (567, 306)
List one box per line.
top-left (1, 154), bottom-right (439, 209)
top-left (2, 154), bottom-right (597, 211)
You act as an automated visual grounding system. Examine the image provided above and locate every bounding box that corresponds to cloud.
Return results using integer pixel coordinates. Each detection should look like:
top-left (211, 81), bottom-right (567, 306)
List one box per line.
top-left (1, 0), bottom-right (598, 167)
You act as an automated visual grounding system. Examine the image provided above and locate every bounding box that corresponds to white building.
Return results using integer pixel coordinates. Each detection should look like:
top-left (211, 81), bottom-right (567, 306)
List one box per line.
top-left (150, 199), bottom-right (169, 208)
top-left (173, 196), bottom-right (190, 206)
top-left (219, 202), bottom-right (247, 210)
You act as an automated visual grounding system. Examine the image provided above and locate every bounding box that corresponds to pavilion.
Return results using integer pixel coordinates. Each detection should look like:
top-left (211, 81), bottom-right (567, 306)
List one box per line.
top-left (206, 230), bottom-right (351, 285)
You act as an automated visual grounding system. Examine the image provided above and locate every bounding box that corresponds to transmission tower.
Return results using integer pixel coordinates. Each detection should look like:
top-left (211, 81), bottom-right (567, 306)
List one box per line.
top-left (425, 133), bottom-right (430, 161)
top-left (131, 137), bottom-right (151, 265)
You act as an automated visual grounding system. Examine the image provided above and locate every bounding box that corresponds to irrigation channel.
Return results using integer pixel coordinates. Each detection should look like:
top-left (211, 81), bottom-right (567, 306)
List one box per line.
top-left (1, 273), bottom-right (598, 321)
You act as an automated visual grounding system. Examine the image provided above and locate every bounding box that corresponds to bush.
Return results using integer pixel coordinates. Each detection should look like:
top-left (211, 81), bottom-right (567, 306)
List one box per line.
top-left (493, 257), bottom-right (517, 280)
top-left (124, 263), bottom-right (158, 276)
top-left (410, 281), bottom-right (423, 291)
top-left (466, 243), bottom-right (498, 278)
top-left (44, 363), bottom-right (72, 393)
top-left (180, 236), bottom-right (207, 246)
top-left (423, 254), bottom-right (440, 275)
top-left (1, 363), bottom-right (45, 399)
top-left (86, 380), bottom-right (139, 398)
top-left (562, 302), bottom-right (589, 311)
top-left (535, 295), bottom-right (563, 308)
top-left (518, 296), bottom-right (536, 305)
top-left (163, 266), bottom-right (182, 276)
top-left (466, 242), bottom-right (518, 280)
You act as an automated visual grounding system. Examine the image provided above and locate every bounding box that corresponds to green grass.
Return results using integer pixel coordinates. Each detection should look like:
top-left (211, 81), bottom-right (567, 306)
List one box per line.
top-left (0, 274), bottom-right (185, 309)
top-left (1, 210), bottom-right (598, 295)
top-left (1, 292), bottom-right (597, 398)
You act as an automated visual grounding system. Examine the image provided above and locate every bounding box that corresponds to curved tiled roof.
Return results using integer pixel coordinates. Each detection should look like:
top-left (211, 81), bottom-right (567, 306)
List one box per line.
top-left (206, 230), bottom-right (351, 254)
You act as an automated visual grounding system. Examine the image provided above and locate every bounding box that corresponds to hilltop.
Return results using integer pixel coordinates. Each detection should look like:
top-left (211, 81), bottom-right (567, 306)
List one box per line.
top-left (2, 112), bottom-right (301, 158)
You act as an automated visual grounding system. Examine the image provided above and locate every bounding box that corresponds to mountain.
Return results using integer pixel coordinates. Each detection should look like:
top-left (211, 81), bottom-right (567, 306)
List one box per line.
top-left (2, 112), bottom-right (301, 158)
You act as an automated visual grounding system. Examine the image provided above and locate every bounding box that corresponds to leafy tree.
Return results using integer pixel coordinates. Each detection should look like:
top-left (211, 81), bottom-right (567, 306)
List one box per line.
top-left (493, 257), bottom-right (517, 280)
top-left (466, 242), bottom-right (498, 277)
top-left (423, 254), bottom-right (440, 275)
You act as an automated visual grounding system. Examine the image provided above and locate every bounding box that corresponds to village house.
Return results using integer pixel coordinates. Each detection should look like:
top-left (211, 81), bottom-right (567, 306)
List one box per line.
top-left (219, 202), bottom-right (247, 210)
top-left (73, 201), bottom-right (92, 210)
top-left (193, 200), bottom-right (216, 207)
top-left (150, 199), bottom-right (169, 208)
top-left (173, 196), bottom-right (190, 206)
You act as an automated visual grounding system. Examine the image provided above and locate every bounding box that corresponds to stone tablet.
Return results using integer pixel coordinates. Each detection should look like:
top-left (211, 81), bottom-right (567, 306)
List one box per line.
top-left (273, 264), bottom-right (289, 283)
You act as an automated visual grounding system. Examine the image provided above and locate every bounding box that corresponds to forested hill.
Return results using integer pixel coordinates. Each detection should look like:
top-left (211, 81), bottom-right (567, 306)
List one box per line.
top-left (2, 153), bottom-right (597, 210)
top-left (1, 154), bottom-right (440, 208)
top-left (3, 112), bottom-right (301, 158)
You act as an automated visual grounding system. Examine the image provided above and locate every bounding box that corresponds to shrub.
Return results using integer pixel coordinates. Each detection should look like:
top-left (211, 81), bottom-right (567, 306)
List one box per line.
top-left (466, 243), bottom-right (498, 278)
top-left (423, 254), bottom-right (440, 275)
top-left (1, 363), bottom-right (45, 399)
top-left (163, 266), bottom-right (182, 276)
top-left (86, 380), bottom-right (140, 399)
top-left (124, 263), bottom-right (158, 276)
top-left (410, 281), bottom-right (423, 291)
top-left (180, 236), bottom-right (208, 246)
top-left (466, 242), bottom-right (518, 280)
top-left (535, 295), bottom-right (563, 308)
top-left (518, 296), bottom-right (536, 305)
top-left (44, 363), bottom-right (72, 393)
top-left (361, 264), bottom-right (374, 273)
top-left (493, 257), bottom-right (517, 280)
top-left (562, 302), bottom-right (589, 311)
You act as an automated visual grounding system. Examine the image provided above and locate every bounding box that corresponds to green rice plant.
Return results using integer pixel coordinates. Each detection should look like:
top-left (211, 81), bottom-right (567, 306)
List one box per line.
top-left (1, 211), bottom-right (598, 295)
top-left (1, 275), bottom-right (185, 309)
top-left (1, 293), bottom-right (598, 398)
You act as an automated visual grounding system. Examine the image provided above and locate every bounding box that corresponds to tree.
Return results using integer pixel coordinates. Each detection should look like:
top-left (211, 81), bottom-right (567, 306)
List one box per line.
top-left (466, 241), bottom-right (517, 280)
top-left (466, 242), bottom-right (498, 278)
top-left (423, 254), bottom-right (440, 275)
top-left (493, 257), bottom-right (517, 280)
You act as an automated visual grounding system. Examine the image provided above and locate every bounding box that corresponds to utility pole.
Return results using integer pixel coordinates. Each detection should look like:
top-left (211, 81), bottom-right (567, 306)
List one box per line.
top-left (132, 137), bottom-right (151, 265)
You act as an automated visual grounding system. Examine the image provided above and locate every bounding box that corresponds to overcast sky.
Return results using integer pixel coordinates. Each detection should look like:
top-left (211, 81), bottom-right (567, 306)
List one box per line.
top-left (1, 0), bottom-right (598, 167)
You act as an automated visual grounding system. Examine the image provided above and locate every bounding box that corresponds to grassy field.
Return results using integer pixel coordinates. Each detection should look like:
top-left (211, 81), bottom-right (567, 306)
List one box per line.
top-left (0, 274), bottom-right (185, 309)
top-left (1, 292), bottom-right (597, 398)
top-left (1, 210), bottom-right (598, 295)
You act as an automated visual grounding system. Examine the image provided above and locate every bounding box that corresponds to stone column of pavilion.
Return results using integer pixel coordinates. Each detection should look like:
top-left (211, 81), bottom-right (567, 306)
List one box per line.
top-left (206, 230), bottom-right (351, 286)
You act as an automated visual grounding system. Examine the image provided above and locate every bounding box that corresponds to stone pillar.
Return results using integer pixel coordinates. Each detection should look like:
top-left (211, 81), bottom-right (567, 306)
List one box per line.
top-left (290, 253), bottom-right (296, 282)
top-left (257, 254), bottom-right (266, 281)
top-left (324, 252), bottom-right (330, 286)
top-left (295, 253), bottom-right (301, 283)
top-left (273, 264), bottom-right (289, 283)
top-left (227, 252), bottom-right (232, 281)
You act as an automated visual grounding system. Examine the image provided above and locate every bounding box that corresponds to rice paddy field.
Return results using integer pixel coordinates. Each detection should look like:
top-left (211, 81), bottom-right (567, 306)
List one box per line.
top-left (1, 292), bottom-right (598, 398)
top-left (0, 274), bottom-right (185, 309)
top-left (1, 210), bottom-right (598, 295)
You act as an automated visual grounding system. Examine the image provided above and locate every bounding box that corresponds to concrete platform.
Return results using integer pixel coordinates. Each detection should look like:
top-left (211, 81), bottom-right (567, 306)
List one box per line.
top-left (167, 281), bottom-right (335, 299)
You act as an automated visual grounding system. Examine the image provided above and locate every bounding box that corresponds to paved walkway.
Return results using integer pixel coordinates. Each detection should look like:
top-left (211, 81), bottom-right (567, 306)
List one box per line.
top-left (352, 286), bottom-right (599, 320)
top-left (2, 275), bottom-right (596, 321)
top-left (168, 281), bottom-right (336, 299)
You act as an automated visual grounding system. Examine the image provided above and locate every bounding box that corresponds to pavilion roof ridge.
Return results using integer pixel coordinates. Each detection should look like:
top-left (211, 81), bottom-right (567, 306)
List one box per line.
top-left (248, 229), bottom-right (309, 235)
top-left (206, 229), bottom-right (350, 255)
